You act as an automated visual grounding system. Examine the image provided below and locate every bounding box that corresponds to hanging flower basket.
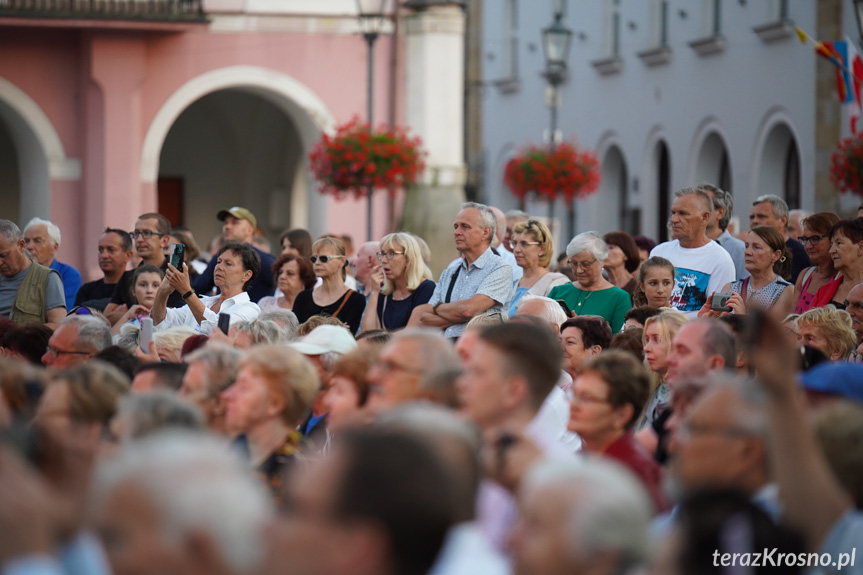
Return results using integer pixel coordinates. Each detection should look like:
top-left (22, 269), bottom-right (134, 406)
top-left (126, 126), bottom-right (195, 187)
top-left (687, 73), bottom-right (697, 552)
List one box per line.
top-left (308, 117), bottom-right (426, 200)
top-left (830, 133), bottom-right (863, 198)
top-left (504, 141), bottom-right (600, 203)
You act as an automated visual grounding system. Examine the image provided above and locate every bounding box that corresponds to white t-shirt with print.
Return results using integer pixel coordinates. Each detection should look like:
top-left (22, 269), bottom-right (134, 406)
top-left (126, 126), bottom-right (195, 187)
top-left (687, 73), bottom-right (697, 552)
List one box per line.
top-left (650, 240), bottom-right (735, 317)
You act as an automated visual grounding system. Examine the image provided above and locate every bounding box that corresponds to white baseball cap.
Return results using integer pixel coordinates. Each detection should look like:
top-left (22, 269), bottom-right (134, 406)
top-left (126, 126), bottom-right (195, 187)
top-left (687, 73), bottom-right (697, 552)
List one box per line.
top-left (289, 325), bottom-right (357, 356)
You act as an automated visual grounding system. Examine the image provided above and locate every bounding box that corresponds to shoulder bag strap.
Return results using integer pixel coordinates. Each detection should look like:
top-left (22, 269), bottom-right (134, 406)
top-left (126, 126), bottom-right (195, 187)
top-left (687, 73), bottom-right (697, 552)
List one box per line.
top-left (445, 266), bottom-right (461, 304)
top-left (332, 289), bottom-right (354, 319)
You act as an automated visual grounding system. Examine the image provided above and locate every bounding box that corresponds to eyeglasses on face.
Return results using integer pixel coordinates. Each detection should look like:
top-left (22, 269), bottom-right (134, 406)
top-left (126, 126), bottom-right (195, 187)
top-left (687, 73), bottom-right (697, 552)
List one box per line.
top-left (511, 240), bottom-right (541, 250)
top-left (797, 235), bottom-right (826, 245)
top-left (568, 258), bottom-right (598, 270)
top-left (310, 255), bottom-right (345, 264)
top-left (45, 345), bottom-right (91, 358)
top-left (130, 230), bottom-right (165, 240)
top-left (376, 250), bottom-right (405, 261)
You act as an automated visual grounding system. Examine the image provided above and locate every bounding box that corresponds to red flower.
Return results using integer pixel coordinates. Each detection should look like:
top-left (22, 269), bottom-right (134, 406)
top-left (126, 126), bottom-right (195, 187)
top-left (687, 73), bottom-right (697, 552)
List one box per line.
top-left (831, 134), bottom-right (863, 198)
top-left (505, 141), bottom-right (600, 202)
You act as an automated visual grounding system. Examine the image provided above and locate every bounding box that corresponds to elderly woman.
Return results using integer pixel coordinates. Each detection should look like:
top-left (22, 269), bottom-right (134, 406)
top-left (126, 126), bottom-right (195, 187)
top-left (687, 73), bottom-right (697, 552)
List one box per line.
top-left (603, 231), bottom-right (641, 302)
top-left (151, 241), bottom-right (261, 335)
top-left (508, 219), bottom-right (569, 317)
top-left (796, 305), bottom-right (857, 361)
top-left (361, 233), bottom-right (435, 333)
top-left (322, 350), bottom-right (373, 437)
top-left (549, 232), bottom-right (632, 332)
top-left (257, 254), bottom-right (316, 311)
top-left (221, 344), bottom-right (319, 504)
top-left (812, 218), bottom-right (863, 309)
top-left (794, 212), bottom-right (840, 313)
top-left (567, 350), bottom-right (668, 513)
top-left (559, 316), bottom-right (611, 386)
top-left (701, 226), bottom-right (795, 320)
top-left (293, 237), bottom-right (366, 335)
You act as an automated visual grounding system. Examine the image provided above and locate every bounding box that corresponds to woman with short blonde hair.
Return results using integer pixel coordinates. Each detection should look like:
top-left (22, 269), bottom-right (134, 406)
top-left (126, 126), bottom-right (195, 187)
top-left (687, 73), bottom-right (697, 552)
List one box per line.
top-left (362, 233), bottom-right (436, 332)
top-left (508, 219), bottom-right (569, 317)
top-left (797, 305), bottom-right (857, 361)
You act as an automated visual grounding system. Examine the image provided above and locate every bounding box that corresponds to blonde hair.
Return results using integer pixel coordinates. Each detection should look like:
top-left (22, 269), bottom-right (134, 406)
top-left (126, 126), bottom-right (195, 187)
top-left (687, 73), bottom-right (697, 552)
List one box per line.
top-left (797, 305), bottom-right (857, 360)
top-left (240, 345), bottom-right (320, 426)
top-left (379, 233), bottom-right (427, 296)
top-left (512, 219), bottom-right (554, 268)
top-left (642, 309), bottom-right (688, 393)
top-left (152, 327), bottom-right (196, 363)
top-left (312, 236), bottom-right (348, 280)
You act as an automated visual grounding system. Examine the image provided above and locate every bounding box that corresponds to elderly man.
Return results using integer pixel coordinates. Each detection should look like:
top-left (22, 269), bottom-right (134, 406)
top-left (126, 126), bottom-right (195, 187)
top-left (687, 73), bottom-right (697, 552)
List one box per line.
top-left (702, 184), bottom-right (747, 281)
top-left (23, 218), bottom-right (82, 310)
top-left (510, 459), bottom-right (653, 575)
top-left (75, 228), bottom-right (133, 311)
top-left (351, 241), bottom-right (380, 295)
top-left (366, 327), bottom-right (461, 410)
top-left (670, 375), bottom-right (778, 518)
top-left (515, 294), bottom-right (568, 333)
top-left (666, 319), bottom-right (737, 387)
top-left (409, 202), bottom-right (512, 337)
top-left (263, 428), bottom-right (455, 575)
top-left (180, 343), bottom-right (242, 435)
top-left (104, 213), bottom-right (185, 324)
top-left (788, 208), bottom-right (811, 242)
top-left (91, 432), bottom-right (272, 575)
top-left (490, 206), bottom-right (521, 283)
top-left (0, 219), bottom-right (66, 326)
top-left (845, 282), bottom-right (863, 362)
top-left (193, 207), bottom-right (275, 302)
top-left (504, 209), bottom-right (529, 253)
top-left (650, 188), bottom-right (735, 316)
top-left (41, 315), bottom-right (113, 368)
top-left (749, 194), bottom-right (811, 283)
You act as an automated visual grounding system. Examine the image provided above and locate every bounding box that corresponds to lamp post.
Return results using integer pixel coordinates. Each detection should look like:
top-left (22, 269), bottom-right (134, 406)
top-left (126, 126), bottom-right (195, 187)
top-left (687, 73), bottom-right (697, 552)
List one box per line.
top-left (356, 0), bottom-right (394, 241)
top-left (541, 7), bottom-right (573, 234)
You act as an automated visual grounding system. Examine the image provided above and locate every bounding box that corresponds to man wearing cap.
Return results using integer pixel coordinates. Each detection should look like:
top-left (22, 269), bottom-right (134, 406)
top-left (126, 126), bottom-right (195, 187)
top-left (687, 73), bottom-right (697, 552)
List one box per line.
top-left (289, 324), bottom-right (359, 450)
top-left (193, 207), bottom-right (275, 303)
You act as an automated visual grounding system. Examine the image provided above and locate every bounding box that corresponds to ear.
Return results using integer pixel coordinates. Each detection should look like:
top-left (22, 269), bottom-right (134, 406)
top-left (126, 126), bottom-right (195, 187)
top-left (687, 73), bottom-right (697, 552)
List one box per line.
top-left (709, 355), bottom-right (725, 370)
top-left (612, 403), bottom-right (634, 431)
top-left (242, 269), bottom-right (254, 284)
top-left (504, 375), bottom-right (530, 411)
top-left (589, 345), bottom-right (603, 357)
top-left (160, 234), bottom-right (171, 248)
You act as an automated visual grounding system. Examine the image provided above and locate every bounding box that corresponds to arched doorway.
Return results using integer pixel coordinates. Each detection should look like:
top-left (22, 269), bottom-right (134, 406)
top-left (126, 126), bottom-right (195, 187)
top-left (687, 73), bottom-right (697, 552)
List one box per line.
top-left (694, 132), bottom-right (731, 193)
top-left (599, 146), bottom-right (635, 234)
top-left (655, 141), bottom-right (670, 242)
top-left (0, 115), bottom-right (21, 220)
top-left (757, 123), bottom-right (800, 208)
top-left (141, 66), bottom-right (336, 246)
top-left (157, 89), bottom-right (306, 249)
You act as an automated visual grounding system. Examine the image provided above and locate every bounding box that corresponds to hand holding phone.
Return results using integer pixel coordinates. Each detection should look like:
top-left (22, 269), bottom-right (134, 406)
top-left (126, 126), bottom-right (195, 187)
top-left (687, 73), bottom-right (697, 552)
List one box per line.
top-left (217, 313), bottom-right (231, 335)
top-left (140, 317), bottom-right (154, 353)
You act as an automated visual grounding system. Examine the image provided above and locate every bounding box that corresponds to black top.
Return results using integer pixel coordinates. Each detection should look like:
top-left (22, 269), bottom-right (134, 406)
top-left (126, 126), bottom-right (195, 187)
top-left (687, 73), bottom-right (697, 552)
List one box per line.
top-left (110, 260), bottom-right (186, 309)
top-left (193, 245), bottom-right (275, 303)
top-left (374, 279), bottom-right (436, 331)
top-left (74, 279), bottom-right (118, 311)
top-left (786, 238), bottom-right (812, 284)
top-left (292, 288), bottom-right (366, 335)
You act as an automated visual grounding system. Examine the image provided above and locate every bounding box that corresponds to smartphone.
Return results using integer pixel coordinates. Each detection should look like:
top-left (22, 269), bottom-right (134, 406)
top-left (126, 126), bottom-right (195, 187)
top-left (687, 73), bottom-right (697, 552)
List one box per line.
top-left (556, 299), bottom-right (573, 318)
top-left (217, 313), bottom-right (231, 335)
top-left (169, 243), bottom-right (185, 270)
top-left (140, 317), bottom-right (154, 353)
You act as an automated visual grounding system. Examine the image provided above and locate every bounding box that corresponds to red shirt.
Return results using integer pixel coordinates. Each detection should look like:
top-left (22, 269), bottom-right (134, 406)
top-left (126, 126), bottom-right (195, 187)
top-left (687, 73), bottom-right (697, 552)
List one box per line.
top-left (603, 432), bottom-right (670, 514)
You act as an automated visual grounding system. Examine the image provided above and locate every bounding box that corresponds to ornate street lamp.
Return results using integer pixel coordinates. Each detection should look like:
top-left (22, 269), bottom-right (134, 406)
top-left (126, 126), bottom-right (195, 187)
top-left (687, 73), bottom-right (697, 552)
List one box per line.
top-left (541, 7), bottom-right (573, 231)
top-left (356, 0), bottom-right (396, 241)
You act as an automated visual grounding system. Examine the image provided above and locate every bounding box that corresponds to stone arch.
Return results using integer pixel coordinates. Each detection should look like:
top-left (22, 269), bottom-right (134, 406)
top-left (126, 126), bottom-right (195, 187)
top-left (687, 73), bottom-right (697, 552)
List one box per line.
top-left (750, 107), bottom-right (801, 208)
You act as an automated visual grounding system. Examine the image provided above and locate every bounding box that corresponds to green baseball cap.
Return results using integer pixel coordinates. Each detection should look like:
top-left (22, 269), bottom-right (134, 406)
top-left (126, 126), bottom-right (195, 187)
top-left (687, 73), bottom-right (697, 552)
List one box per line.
top-left (217, 206), bottom-right (257, 229)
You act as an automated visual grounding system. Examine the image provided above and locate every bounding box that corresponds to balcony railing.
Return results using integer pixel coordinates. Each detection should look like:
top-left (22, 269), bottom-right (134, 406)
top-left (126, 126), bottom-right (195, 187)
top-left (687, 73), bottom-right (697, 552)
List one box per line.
top-left (0, 0), bottom-right (206, 22)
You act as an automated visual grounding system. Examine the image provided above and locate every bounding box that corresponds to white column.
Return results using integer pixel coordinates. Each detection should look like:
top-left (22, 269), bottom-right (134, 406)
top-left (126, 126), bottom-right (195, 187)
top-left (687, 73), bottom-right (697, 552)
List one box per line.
top-left (402, 2), bottom-right (467, 276)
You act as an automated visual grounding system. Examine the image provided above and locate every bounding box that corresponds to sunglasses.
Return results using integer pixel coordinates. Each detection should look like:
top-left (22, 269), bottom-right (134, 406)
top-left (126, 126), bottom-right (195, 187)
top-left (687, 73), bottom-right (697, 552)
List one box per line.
top-left (310, 255), bottom-right (345, 264)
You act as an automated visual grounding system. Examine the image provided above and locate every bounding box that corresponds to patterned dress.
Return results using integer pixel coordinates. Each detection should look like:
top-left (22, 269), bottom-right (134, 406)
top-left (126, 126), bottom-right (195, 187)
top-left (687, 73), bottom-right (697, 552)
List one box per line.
top-left (730, 276), bottom-right (791, 311)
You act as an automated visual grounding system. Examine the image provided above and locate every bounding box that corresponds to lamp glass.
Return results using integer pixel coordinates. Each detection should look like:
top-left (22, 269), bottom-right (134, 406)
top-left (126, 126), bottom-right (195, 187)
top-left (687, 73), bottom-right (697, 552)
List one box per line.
top-left (543, 21), bottom-right (573, 67)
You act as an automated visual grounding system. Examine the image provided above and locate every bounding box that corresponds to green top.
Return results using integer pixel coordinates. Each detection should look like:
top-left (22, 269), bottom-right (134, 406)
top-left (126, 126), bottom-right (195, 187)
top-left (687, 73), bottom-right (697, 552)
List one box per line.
top-left (548, 282), bottom-right (632, 333)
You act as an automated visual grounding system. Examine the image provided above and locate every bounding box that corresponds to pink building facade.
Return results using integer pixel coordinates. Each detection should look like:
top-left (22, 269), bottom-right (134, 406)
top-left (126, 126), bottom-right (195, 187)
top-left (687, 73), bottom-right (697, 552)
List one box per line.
top-left (0, 1), bottom-right (403, 280)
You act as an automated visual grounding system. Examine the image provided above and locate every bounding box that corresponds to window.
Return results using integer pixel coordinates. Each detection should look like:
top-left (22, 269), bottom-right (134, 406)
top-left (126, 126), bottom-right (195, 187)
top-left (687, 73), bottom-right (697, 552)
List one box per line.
top-left (503, 0), bottom-right (519, 80)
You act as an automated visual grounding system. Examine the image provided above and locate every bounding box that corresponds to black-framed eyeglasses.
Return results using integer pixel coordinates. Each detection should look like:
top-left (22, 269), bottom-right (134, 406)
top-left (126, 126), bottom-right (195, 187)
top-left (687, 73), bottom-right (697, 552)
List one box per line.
top-left (45, 345), bottom-right (91, 358)
top-left (310, 255), bottom-right (345, 264)
top-left (798, 235), bottom-right (826, 245)
top-left (376, 250), bottom-right (405, 261)
top-left (130, 230), bottom-right (165, 240)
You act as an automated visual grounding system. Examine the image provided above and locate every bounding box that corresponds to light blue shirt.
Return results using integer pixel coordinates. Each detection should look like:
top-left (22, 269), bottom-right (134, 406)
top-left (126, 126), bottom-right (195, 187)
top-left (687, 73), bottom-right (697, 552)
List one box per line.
top-left (429, 247), bottom-right (512, 338)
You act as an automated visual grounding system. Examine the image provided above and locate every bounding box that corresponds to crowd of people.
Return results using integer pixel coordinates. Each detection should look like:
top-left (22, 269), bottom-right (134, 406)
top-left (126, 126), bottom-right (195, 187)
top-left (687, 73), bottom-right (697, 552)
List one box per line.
top-left (0, 187), bottom-right (862, 575)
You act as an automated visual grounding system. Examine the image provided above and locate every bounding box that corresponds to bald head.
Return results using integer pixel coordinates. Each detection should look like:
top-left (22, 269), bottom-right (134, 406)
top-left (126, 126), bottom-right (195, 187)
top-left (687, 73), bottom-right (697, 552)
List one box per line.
top-left (354, 241), bottom-right (380, 286)
top-left (489, 206), bottom-right (506, 248)
top-left (516, 295), bottom-right (567, 334)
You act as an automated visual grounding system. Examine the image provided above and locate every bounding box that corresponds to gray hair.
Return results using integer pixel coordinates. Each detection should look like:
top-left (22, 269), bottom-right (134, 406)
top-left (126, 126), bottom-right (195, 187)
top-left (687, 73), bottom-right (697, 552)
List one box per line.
top-left (93, 431), bottom-right (272, 573)
top-left (115, 391), bottom-right (205, 441)
top-left (152, 327), bottom-right (196, 363)
top-left (0, 219), bottom-right (22, 244)
top-left (674, 187), bottom-right (715, 216)
top-left (60, 315), bottom-right (112, 352)
top-left (25, 217), bottom-right (61, 246)
top-left (460, 202), bottom-right (497, 241)
top-left (523, 458), bottom-right (652, 570)
top-left (789, 208), bottom-right (811, 222)
top-left (565, 231), bottom-right (609, 261)
top-left (700, 184), bottom-right (733, 231)
top-left (257, 309), bottom-right (299, 341)
top-left (516, 294), bottom-right (568, 327)
top-left (184, 343), bottom-right (242, 395)
top-left (391, 328), bottom-right (461, 375)
top-left (233, 319), bottom-right (289, 346)
top-left (320, 351), bottom-right (342, 371)
top-left (505, 209), bottom-right (530, 221)
top-left (753, 194), bottom-right (789, 222)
